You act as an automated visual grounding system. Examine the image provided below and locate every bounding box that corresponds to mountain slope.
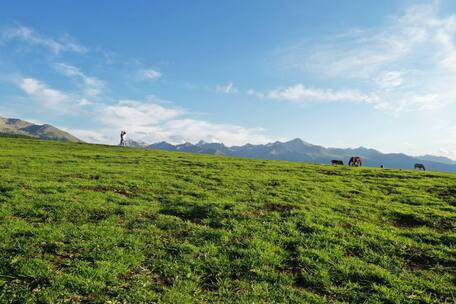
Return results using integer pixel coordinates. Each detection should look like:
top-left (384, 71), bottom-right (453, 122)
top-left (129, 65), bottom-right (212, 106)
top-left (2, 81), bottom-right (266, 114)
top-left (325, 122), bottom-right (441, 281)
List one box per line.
top-left (0, 116), bottom-right (82, 142)
top-left (146, 139), bottom-right (456, 172)
top-left (417, 154), bottom-right (456, 165)
top-left (0, 137), bottom-right (454, 303)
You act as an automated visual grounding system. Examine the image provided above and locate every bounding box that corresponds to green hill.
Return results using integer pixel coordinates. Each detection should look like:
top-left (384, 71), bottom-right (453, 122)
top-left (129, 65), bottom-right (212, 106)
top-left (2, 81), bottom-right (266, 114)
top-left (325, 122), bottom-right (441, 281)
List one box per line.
top-left (0, 137), bottom-right (454, 303)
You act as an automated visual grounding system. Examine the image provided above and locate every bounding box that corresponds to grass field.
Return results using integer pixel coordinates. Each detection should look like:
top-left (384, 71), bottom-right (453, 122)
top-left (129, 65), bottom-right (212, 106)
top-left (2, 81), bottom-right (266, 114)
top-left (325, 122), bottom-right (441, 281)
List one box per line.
top-left (0, 137), bottom-right (455, 303)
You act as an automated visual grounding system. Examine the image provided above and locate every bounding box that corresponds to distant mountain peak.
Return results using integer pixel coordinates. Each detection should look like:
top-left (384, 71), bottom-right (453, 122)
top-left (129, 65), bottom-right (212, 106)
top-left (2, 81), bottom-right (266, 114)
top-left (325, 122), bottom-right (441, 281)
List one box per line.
top-left (287, 138), bottom-right (304, 144)
top-left (285, 138), bottom-right (314, 146)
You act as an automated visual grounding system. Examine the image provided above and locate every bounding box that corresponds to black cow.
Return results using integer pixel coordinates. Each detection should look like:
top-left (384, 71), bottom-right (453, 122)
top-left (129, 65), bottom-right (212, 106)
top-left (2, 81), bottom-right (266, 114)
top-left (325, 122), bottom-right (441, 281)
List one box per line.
top-left (414, 163), bottom-right (426, 171)
top-left (331, 160), bottom-right (344, 165)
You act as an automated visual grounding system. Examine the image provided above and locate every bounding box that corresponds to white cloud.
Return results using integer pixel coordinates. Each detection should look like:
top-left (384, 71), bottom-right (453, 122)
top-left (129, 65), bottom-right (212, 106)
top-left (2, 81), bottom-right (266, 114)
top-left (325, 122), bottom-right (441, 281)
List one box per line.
top-left (54, 63), bottom-right (104, 96)
top-left (161, 119), bottom-right (268, 146)
top-left (67, 129), bottom-right (113, 144)
top-left (1, 25), bottom-right (269, 147)
top-left (2, 25), bottom-right (87, 54)
top-left (14, 74), bottom-right (268, 146)
top-left (16, 64), bottom-right (103, 112)
top-left (139, 68), bottom-right (162, 80)
top-left (19, 78), bottom-right (70, 108)
top-left (374, 71), bottom-right (403, 89)
top-left (70, 119), bottom-right (270, 147)
top-left (303, 4), bottom-right (444, 78)
top-left (260, 84), bottom-right (371, 103)
top-left (18, 77), bottom-right (91, 111)
top-left (91, 99), bottom-right (269, 146)
top-left (252, 82), bottom-right (446, 112)
top-left (216, 82), bottom-right (239, 94)
top-left (273, 2), bottom-right (456, 112)
top-left (436, 148), bottom-right (456, 160)
top-left (98, 100), bottom-right (183, 127)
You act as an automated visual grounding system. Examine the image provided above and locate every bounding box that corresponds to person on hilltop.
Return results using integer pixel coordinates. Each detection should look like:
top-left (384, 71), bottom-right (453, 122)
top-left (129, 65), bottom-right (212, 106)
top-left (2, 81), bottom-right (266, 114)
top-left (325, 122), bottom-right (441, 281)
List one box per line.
top-left (119, 130), bottom-right (127, 146)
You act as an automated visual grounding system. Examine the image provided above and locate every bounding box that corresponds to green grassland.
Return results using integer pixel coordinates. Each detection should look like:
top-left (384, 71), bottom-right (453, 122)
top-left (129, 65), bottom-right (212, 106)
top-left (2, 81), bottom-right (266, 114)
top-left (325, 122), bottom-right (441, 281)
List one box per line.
top-left (0, 137), bottom-right (455, 303)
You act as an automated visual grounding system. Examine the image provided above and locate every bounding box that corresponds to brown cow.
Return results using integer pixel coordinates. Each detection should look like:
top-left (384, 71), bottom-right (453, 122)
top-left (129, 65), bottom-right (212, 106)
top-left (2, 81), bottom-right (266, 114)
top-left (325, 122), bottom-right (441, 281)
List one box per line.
top-left (348, 156), bottom-right (362, 167)
top-left (331, 160), bottom-right (344, 165)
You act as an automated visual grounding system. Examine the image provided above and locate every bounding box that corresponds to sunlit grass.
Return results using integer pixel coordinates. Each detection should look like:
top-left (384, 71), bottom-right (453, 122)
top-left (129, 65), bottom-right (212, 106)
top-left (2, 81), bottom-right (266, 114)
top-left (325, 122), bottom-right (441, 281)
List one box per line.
top-left (0, 137), bottom-right (454, 303)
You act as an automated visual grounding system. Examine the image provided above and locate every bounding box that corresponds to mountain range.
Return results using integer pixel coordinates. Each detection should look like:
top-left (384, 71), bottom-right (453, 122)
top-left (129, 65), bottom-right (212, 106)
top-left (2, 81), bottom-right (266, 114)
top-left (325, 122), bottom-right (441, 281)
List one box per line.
top-left (143, 139), bottom-right (456, 172)
top-left (0, 116), bottom-right (82, 143)
top-left (1, 115), bottom-right (454, 172)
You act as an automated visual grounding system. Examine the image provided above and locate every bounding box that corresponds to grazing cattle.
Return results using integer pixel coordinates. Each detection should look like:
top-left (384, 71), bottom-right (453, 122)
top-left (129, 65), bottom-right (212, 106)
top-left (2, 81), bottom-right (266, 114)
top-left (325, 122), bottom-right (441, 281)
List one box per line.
top-left (331, 160), bottom-right (344, 165)
top-left (380, 165), bottom-right (384, 168)
top-left (414, 163), bottom-right (426, 171)
top-left (348, 156), bottom-right (362, 167)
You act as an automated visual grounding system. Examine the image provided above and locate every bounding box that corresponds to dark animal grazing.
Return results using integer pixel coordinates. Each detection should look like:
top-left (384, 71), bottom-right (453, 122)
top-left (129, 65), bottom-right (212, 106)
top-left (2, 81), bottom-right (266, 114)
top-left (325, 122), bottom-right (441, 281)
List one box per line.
top-left (414, 163), bottom-right (426, 171)
top-left (331, 160), bottom-right (344, 165)
top-left (380, 165), bottom-right (384, 168)
top-left (348, 156), bottom-right (362, 167)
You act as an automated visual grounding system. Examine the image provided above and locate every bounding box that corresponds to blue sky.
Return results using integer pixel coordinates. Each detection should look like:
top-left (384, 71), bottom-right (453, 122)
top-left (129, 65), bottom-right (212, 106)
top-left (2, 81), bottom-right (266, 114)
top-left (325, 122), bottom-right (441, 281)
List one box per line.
top-left (1, 0), bottom-right (456, 158)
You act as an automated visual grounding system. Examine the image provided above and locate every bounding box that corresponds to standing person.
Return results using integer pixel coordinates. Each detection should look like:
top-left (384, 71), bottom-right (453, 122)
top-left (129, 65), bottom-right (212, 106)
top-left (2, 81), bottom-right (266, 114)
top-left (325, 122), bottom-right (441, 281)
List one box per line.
top-left (119, 131), bottom-right (127, 146)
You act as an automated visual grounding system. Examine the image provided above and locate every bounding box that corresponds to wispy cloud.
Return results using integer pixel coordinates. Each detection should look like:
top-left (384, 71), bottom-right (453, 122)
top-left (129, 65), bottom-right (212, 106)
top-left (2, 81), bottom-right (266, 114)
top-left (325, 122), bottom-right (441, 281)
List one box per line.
top-left (273, 2), bottom-right (456, 112)
top-left (160, 119), bottom-right (268, 146)
top-left (2, 25), bottom-right (87, 54)
top-left (66, 129), bottom-right (113, 144)
top-left (17, 77), bottom-right (91, 111)
top-left (91, 99), bottom-right (269, 146)
top-left (98, 100), bottom-right (183, 127)
top-left (54, 63), bottom-right (104, 96)
top-left (305, 3), bottom-right (454, 78)
top-left (0, 19), bottom-right (275, 147)
top-left (216, 82), bottom-right (239, 94)
top-left (13, 68), bottom-right (267, 145)
top-left (19, 78), bottom-right (71, 108)
top-left (250, 84), bottom-right (371, 103)
top-left (138, 68), bottom-right (162, 80)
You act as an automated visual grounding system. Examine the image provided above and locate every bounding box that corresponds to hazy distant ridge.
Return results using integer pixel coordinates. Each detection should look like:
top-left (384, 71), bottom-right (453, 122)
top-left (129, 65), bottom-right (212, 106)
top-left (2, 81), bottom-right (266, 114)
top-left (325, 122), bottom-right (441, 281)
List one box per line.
top-left (145, 138), bottom-right (456, 172)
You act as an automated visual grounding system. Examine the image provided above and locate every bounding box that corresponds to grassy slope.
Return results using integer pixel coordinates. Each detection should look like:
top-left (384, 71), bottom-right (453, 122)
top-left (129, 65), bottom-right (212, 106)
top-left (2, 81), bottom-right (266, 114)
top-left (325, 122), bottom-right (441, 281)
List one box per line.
top-left (0, 137), bottom-right (454, 303)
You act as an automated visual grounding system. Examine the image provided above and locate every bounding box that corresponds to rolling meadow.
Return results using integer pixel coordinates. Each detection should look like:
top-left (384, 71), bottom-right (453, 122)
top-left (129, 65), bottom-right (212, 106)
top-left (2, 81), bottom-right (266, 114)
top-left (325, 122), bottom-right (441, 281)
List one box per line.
top-left (0, 136), bottom-right (455, 303)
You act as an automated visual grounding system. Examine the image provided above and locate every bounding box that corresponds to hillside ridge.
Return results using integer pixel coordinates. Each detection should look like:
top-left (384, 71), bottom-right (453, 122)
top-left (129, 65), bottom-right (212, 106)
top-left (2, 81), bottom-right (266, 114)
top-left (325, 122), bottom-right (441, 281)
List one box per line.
top-left (0, 116), bottom-right (82, 142)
